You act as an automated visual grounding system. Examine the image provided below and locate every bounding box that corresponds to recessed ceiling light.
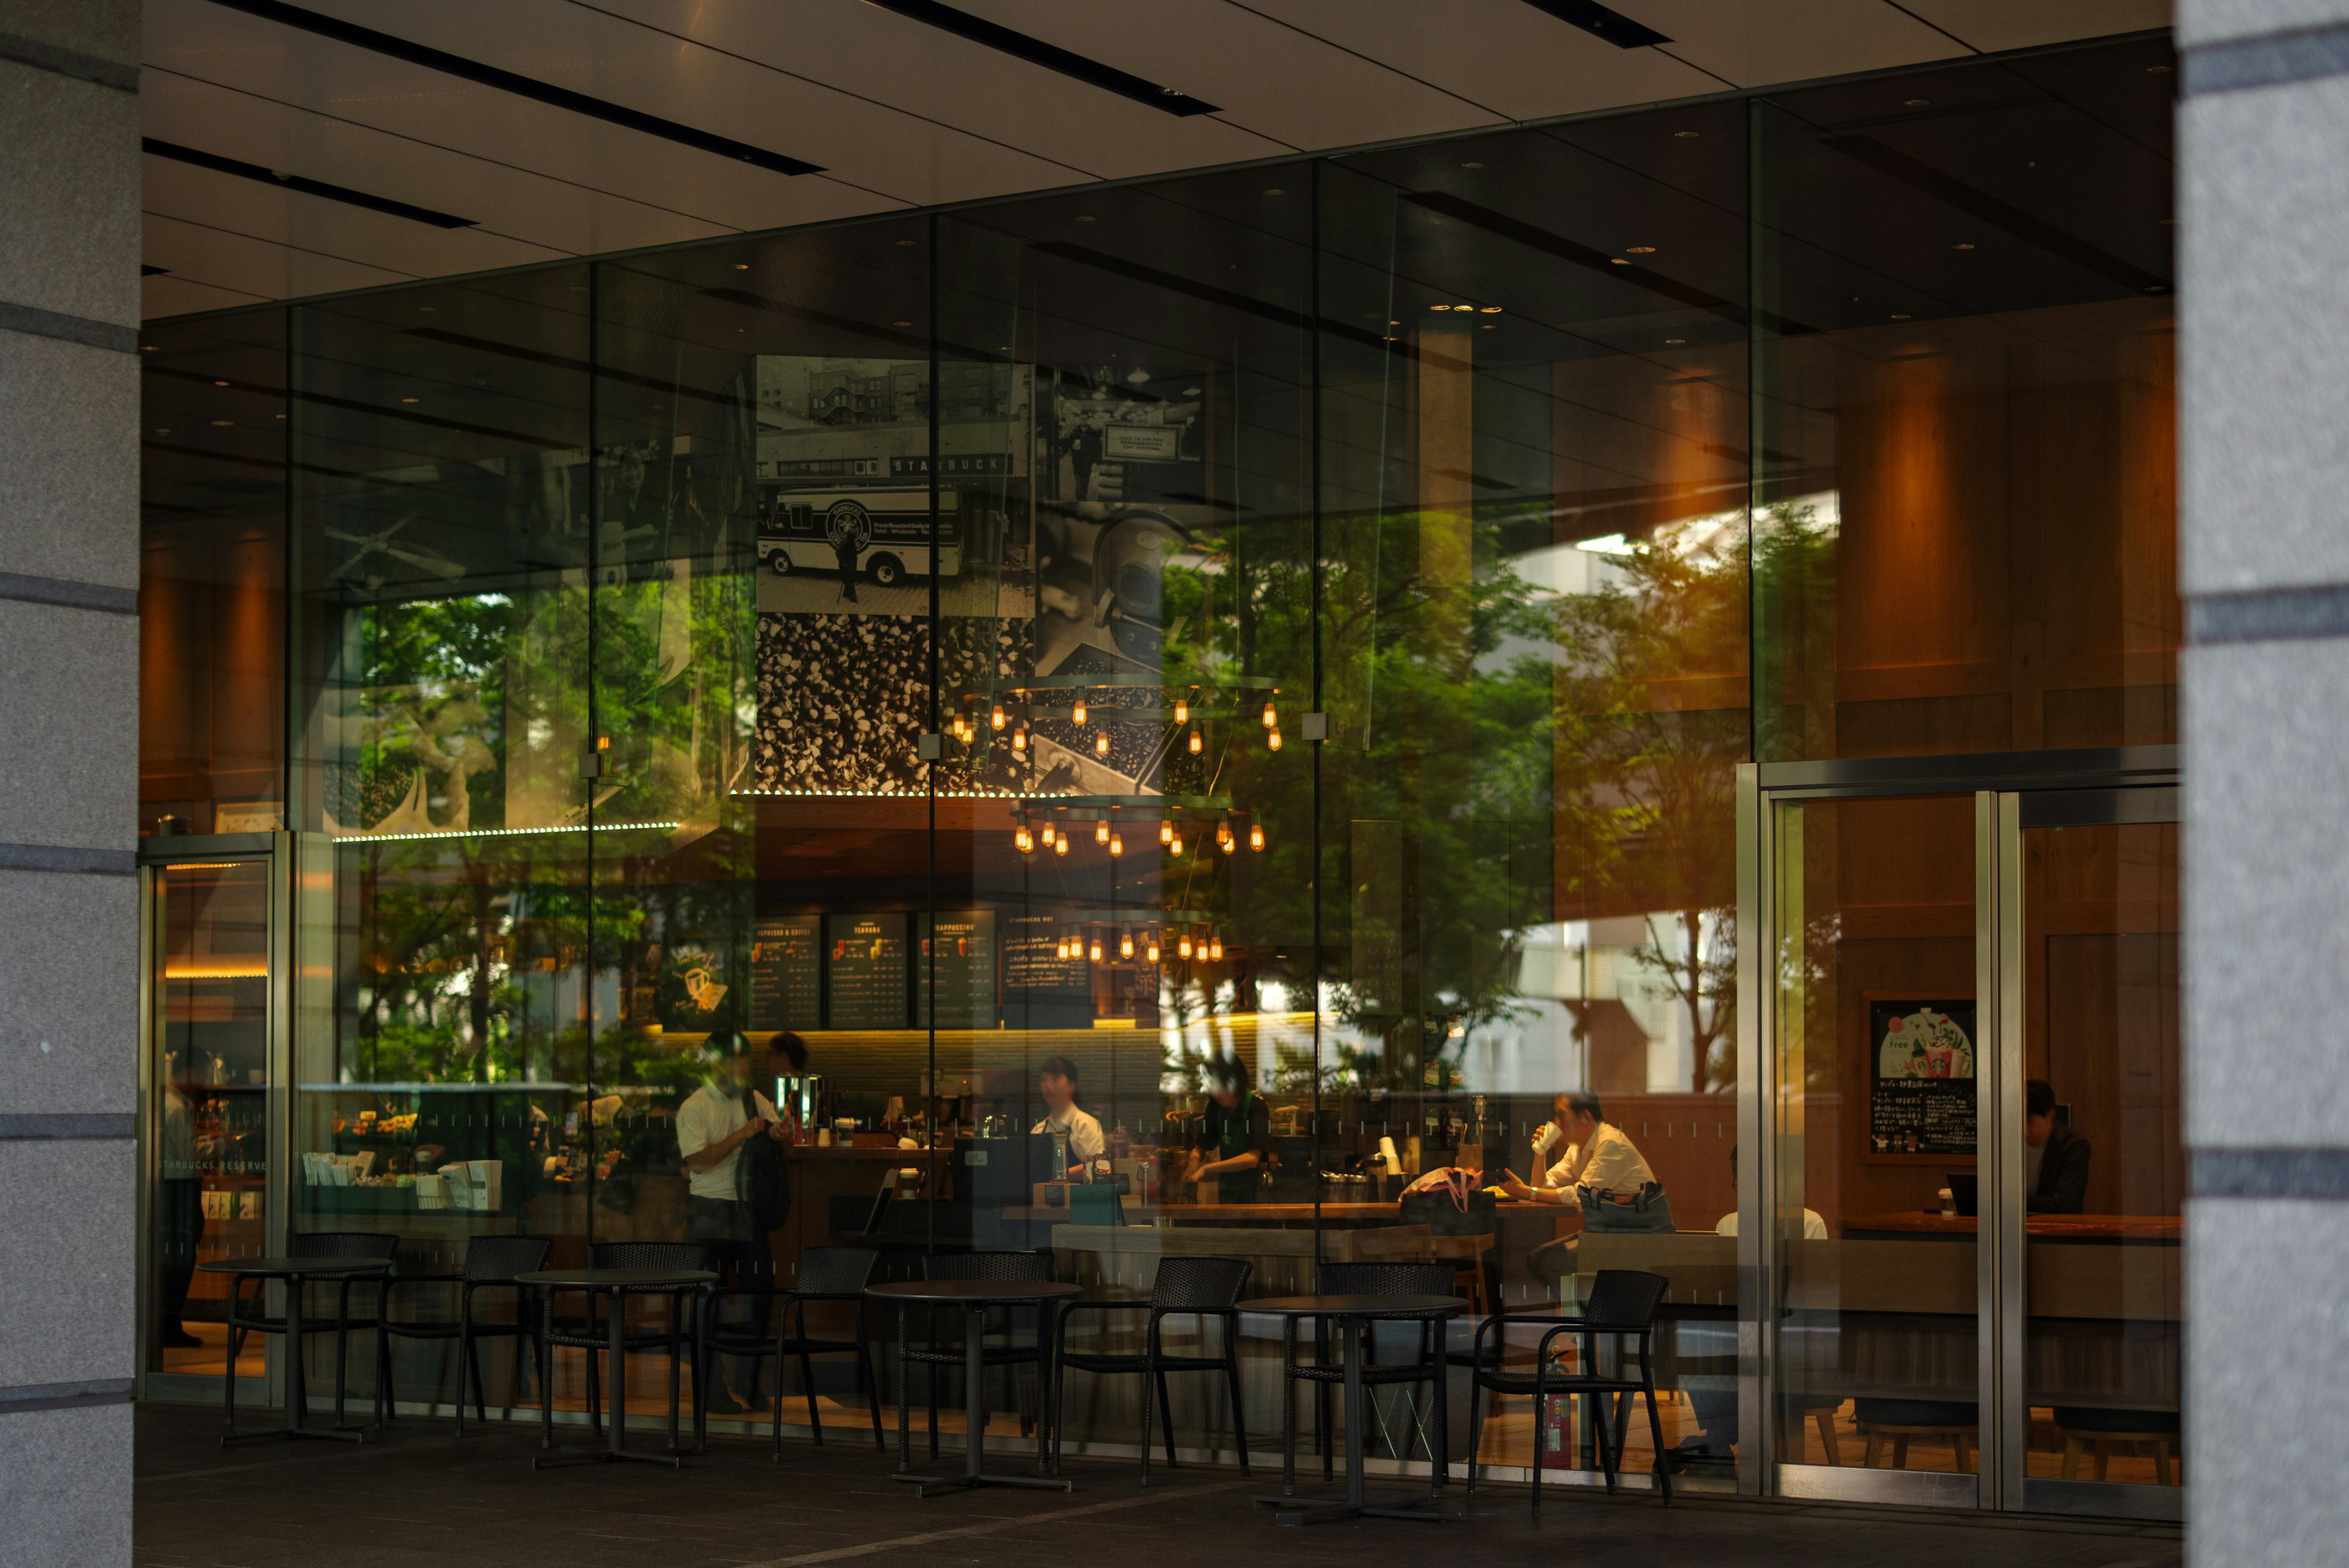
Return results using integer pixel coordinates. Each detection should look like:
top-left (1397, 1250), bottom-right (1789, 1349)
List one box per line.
top-left (1674, 130), bottom-right (1698, 139)
top-left (401, 396), bottom-right (420, 403)
top-left (1460, 161), bottom-right (1483, 169)
top-left (734, 262), bottom-right (749, 270)
top-left (896, 238), bottom-right (917, 247)
top-left (1261, 187), bottom-right (1285, 196)
top-left (213, 379), bottom-right (230, 387)
top-left (2147, 64), bottom-right (2172, 74)
top-left (155, 426), bottom-right (171, 434)
top-left (1452, 304), bottom-right (1474, 312)
top-left (209, 419), bottom-right (232, 427)
top-left (1075, 215), bottom-right (1096, 222)
top-left (1430, 303), bottom-right (1449, 311)
top-left (1479, 323), bottom-right (1494, 330)
top-left (1388, 319), bottom-right (1400, 325)
top-left (892, 320), bottom-right (913, 327)
top-left (1953, 242), bottom-right (1975, 250)
top-left (274, 412), bottom-right (286, 418)
top-left (1905, 98), bottom-right (1929, 106)
top-left (1609, 258), bottom-right (1630, 266)
top-left (1479, 305), bottom-right (1502, 313)
top-left (1626, 245), bottom-right (1655, 254)
top-left (1891, 313), bottom-right (1912, 320)
top-left (1665, 338), bottom-right (1685, 344)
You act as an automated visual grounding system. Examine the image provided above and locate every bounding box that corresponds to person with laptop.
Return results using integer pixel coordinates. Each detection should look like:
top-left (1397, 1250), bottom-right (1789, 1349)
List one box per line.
top-left (1031, 1054), bottom-right (1107, 1180)
top-left (2025, 1078), bottom-right (2092, 1213)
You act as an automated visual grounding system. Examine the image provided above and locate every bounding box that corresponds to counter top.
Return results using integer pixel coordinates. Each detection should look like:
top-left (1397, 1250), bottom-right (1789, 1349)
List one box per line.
top-left (1842, 1211), bottom-right (2181, 1241)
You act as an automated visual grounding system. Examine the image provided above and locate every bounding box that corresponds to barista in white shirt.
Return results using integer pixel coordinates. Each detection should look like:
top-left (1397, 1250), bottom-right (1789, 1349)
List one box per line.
top-left (676, 1033), bottom-right (787, 1414)
top-left (1031, 1055), bottom-right (1107, 1178)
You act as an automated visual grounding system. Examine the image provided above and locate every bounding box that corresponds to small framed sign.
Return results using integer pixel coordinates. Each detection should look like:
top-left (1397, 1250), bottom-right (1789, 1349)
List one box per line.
top-left (1864, 994), bottom-right (1978, 1162)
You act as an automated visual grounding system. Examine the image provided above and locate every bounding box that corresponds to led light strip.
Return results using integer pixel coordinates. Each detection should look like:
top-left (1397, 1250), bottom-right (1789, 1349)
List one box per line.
top-left (338, 820), bottom-right (681, 844)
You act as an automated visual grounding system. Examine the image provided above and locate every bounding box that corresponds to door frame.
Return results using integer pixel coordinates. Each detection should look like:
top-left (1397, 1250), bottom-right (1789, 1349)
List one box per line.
top-left (1734, 746), bottom-right (2179, 1517)
top-left (135, 833), bottom-right (295, 1408)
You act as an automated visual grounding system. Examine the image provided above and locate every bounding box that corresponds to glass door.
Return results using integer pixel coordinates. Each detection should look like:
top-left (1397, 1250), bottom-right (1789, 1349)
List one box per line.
top-left (1761, 792), bottom-right (1988, 1506)
top-left (1997, 789), bottom-right (2183, 1519)
top-left (141, 855), bottom-right (281, 1399)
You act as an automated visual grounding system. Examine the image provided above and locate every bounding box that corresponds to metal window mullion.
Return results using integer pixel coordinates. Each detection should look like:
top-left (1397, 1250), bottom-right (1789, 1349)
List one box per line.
top-left (1735, 763), bottom-right (1770, 1493)
top-left (1992, 793), bottom-right (2027, 1508)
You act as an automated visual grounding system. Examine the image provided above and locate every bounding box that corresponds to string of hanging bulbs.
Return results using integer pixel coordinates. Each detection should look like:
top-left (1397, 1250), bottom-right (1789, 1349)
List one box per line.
top-left (1048, 923), bottom-right (1221, 965)
top-left (940, 683), bottom-right (1285, 760)
top-left (1012, 806), bottom-right (1261, 858)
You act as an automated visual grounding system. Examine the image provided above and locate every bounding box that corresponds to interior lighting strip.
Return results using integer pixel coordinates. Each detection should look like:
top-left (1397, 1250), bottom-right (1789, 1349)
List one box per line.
top-left (338, 820), bottom-right (681, 844)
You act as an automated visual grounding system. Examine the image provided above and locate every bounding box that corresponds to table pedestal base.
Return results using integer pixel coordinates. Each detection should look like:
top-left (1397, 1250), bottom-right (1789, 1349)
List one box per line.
top-left (533, 1447), bottom-right (682, 1471)
top-left (893, 1470), bottom-right (1075, 1498)
top-left (221, 1421), bottom-right (369, 1448)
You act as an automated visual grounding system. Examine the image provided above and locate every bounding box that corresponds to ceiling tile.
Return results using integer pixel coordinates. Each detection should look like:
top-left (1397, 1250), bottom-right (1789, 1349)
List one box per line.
top-left (1615, 0), bottom-right (1969, 87)
top-left (1242, 0), bottom-right (1723, 122)
top-left (141, 273), bottom-right (271, 319)
top-left (144, 209), bottom-right (413, 302)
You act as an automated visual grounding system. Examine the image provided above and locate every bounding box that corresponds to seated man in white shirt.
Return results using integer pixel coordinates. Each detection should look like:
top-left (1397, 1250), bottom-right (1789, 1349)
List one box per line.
top-left (1499, 1091), bottom-right (1674, 1294)
top-left (1031, 1055), bottom-right (1107, 1180)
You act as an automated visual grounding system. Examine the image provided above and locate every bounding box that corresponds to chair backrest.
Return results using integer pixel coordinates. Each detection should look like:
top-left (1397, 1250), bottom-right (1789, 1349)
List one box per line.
top-left (1149, 1255), bottom-right (1252, 1312)
top-left (794, 1246), bottom-right (881, 1295)
top-left (592, 1241), bottom-right (712, 1273)
top-left (1580, 1269), bottom-right (1669, 1332)
top-left (1315, 1261), bottom-right (1456, 1300)
top-left (462, 1235), bottom-right (552, 1282)
top-left (292, 1231), bottom-right (399, 1262)
top-left (924, 1250), bottom-right (1053, 1283)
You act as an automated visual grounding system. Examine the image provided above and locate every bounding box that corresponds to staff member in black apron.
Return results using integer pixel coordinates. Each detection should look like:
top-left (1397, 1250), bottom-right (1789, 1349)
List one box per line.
top-left (1182, 1054), bottom-right (1272, 1203)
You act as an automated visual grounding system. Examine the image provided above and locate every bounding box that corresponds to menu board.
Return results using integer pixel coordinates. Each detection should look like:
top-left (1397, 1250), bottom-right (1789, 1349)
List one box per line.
top-left (749, 916), bottom-right (821, 1032)
top-left (916, 910), bottom-right (997, 1028)
top-left (826, 913), bottom-right (908, 1028)
top-left (1001, 913), bottom-right (1091, 1027)
top-left (1867, 997), bottom-right (1978, 1157)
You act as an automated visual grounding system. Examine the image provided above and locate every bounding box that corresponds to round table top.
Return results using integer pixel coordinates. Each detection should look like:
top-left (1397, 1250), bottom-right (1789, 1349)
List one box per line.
top-left (514, 1268), bottom-right (718, 1288)
top-left (196, 1256), bottom-right (389, 1277)
top-left (866, 1279), bottom-right (1081, 1305)
top-left (1239, 1294), bottom-right (1466, 1318)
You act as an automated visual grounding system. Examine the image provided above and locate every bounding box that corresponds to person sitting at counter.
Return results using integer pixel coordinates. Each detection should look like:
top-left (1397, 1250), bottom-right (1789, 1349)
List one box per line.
top-left (1031, 1055), bottom-right (1107, 1179)
top-left (1183, 1054), bottom-right (1272, 1203)
top-left (2026, 1078), bottom-right (2092, 1214)
top-left (1501, 1092), bottom-right (1672, 1293)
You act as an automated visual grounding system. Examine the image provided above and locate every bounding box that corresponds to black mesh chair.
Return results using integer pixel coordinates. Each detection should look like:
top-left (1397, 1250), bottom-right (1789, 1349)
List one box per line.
top-left (898, 1251), bottom-right (1055, 1473)
top-left (701, 1246), bottom-right (885, 1460)
top-left (223, 1231), bottom-right (399, 1434)
top-left (1283, 1262), bottom-right (1458, 1492)
top-left (1052, 1255), bottom-right (1253, 1483)
top-left (535, 1241), bottom-right (711, 1454)
top-left (372, 1235), bottom-right (551, 1436)
top-left (1464, 1268), bottom-right (1672, 1509)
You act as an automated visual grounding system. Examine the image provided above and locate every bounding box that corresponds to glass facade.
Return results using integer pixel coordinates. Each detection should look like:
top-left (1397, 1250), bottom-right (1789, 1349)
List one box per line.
top-left (136, 34), bottom-right (2178, 1502)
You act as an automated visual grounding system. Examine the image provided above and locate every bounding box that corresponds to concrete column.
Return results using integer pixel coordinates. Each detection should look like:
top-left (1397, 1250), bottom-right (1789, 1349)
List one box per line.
top-left (0, 4), bottom-right (141, 1564)
top-left (2181, 4), bottom-right (2349, 1564)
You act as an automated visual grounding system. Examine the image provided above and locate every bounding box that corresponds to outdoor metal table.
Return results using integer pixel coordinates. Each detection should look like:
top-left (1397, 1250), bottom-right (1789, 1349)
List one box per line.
top-left (517, 1268), bottom-right (717, 1471)
top-left (1241, 1293), bottom-right (1466, 1525)
top-left (198, 1255), bottom-right (392, 1447)
top-left (867, 1277), bottom-right (1080, 1497)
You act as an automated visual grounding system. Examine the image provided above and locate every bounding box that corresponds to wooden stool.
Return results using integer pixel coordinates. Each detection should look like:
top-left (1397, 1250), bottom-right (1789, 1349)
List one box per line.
top-left (1428, 1233), bottom-right (1495, 1317)
top-left (1853, 1397), bottom-right (1978, 1473)
top-left (2052, 1406), bottom-right (2180, 1485)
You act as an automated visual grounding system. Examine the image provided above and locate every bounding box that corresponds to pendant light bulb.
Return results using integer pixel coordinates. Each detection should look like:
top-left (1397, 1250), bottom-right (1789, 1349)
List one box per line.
top-left (1159, 819), bottom-right (1173, 845)
top-left (1269, 729), bottom-right (1283, 751)
top-left (990, 704), bottom-right (1006, 731)
top-left (1188, 728), bottom-right (1203, 755)
top-left (1094, 730), bottom-right (1110, 757)
top-left (1147, 937), bottom-right (1161, 963)
top-left (1094, 819), bottom-right (1110, 845)
top-left (1174, 697), bottom-right (1189, 724)
top-left (1012, 726), bottom-right (1026, 752)
top-left (1178, 934), bottom-right (1193, 959)
top-left (1109, 833), bottom-right (1123, 857)
top-left (1054, 835), bottom-right (1069, 857)
top-left (1209, 933), bottom-right (1224, 960)
top-left (1015, 826), bottom-right (1033, 853)
top-left (1250, 822), bottom-right (1265, 851)
top-left (1088, 938), bottom-right (1104, 963)
top-left (1119, 932), bottom-right (1134, 959)
top-left (1072, 697), bottom-right (1088, 726)
top-left (1263, 700), bottom-right (1277, 729)
top-left (1170, 832), bottom-right (1184, 856)
top-left (1040, 822), bottom-right (1054, 846)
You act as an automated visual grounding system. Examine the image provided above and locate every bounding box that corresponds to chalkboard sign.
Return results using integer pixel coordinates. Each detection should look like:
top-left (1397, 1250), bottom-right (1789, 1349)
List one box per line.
top-left (827, 913), bottom-right (908, 1029)
top-left (916, 910), bottom-right (997, 1028)
top-left (750, 915), bottom-right (821, 1032)
top-left (1001, 913), bottom-right (1092, 1028)
top-left (1867, 997), bottom-right (1977, 1158)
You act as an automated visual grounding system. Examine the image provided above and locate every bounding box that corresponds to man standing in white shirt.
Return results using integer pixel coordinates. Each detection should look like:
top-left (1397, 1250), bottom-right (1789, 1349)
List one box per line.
top-left (1031, 1055), bottom-right (1106, 1178)
top-left (677, 1033), bottom-right (786, 1414)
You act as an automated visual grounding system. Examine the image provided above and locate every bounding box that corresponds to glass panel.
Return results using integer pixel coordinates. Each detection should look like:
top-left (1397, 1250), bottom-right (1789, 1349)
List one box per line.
top-left (149, 860), bottom-right (273, 1380)
top-left (932, 163), bottom-right (1316, 1464)
top-left (1753, 39), bottom-right (2178, 761)
top-left (1318, 103), bottom-right (1749, 1487)
top-left (139, 313), bottom-right (289, 837)
top-left (2020, 816), bottom-right (2181, 1487)
top-left (1772, 794), bottom-right (1981, 1479)
top-left (289, 267), bottom-right (594, 1419)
